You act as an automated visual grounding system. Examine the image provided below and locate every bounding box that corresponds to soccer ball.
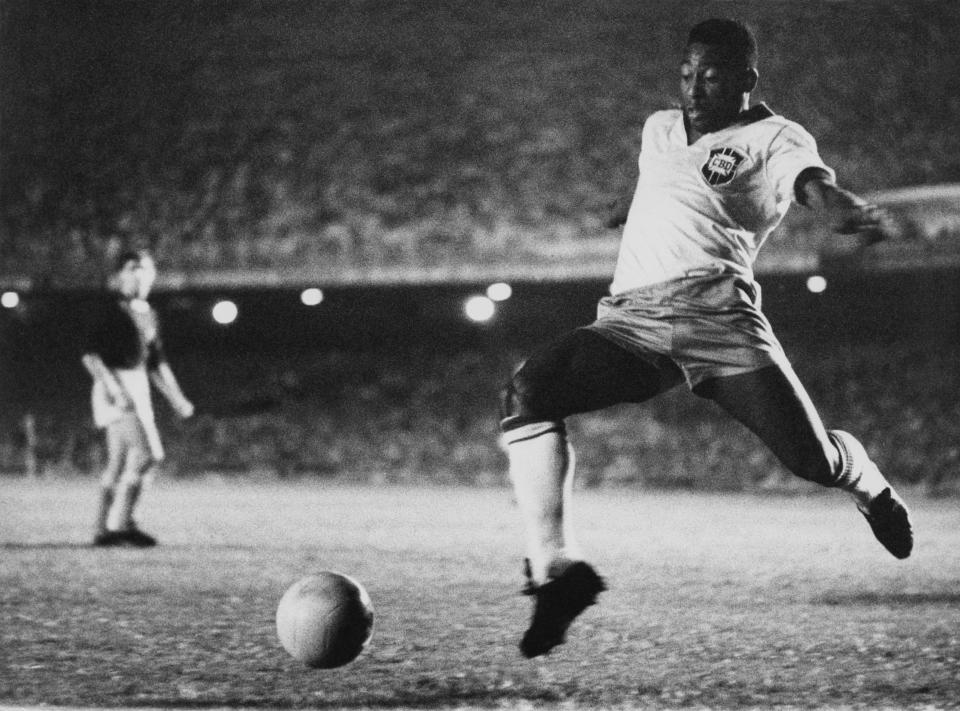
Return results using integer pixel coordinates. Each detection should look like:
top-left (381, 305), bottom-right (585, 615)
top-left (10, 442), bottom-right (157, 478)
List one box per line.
top-left (276, 572), bottom-right (374, 668)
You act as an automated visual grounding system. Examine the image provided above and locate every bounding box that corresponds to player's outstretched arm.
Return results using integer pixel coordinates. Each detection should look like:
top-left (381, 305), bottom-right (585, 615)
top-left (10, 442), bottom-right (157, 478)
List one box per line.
top-left (150, 362), bottom-right (194, 418)
top-left (796, 167), bottom-right (889, 246)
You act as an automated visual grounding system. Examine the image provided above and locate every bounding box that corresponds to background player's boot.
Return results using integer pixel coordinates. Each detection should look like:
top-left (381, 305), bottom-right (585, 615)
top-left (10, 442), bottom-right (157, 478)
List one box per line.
top-left (121, 523), bottom-right (158, 547)
top-left (519, 559), bottom-right (606, 658)
top-left (92, 530), bottom-right (125, 546)
top-left (858, 487), bottom-right (912, 559)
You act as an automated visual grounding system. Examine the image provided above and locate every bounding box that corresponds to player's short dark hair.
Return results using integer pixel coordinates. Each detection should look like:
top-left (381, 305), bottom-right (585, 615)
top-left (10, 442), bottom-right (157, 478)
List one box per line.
top-left (112, 250), bottom-right (142, 273)
top-left (687, 18), bottom-right (758, 69)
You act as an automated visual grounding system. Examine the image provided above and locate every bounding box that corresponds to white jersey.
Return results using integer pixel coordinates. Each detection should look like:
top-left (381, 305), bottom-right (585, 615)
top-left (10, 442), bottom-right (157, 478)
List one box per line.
top-left (611, 105), bottom-right (834, 295)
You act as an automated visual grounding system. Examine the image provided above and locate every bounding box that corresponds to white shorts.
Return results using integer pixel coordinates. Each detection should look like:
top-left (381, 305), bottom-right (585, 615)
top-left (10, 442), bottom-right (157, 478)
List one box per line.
top-left (92, 369), bottom-right (164, 461)
top-left (584, 272), bottom-right (792, 388)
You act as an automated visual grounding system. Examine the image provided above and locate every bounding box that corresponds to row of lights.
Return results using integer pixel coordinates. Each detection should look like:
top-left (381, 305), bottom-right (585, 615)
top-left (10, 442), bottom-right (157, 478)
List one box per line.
top-left (465, 282), bottom-right (512, 322)
top-left (1, 277), bottom-right (829, 324)
top-left (209, 283), bottom-right (517, 326)
top-left (209, 287), bottom-right (328, 325)
top-left (210, 282), bottom-right (514, 326)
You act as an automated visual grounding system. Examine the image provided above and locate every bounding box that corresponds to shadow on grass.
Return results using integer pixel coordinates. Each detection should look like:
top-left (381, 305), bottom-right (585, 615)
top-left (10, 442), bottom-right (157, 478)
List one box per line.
top-left (0, 542), bottom-right (95, 550)
top-left (0, 542), bottom-right (311, 551)
top-left (815, 591), bottom-right (960, 606)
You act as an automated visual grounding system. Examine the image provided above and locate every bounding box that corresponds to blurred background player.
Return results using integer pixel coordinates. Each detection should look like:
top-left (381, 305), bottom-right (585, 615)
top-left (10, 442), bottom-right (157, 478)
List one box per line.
top-left (83, 249), bottom-right (194, 547)
top-left (499, 18), bottom-right (913, 658)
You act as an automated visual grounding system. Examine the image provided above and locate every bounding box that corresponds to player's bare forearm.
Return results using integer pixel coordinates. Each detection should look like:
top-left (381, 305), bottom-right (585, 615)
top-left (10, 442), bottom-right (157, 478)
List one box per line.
top-left (797, 170), bottom-right (888, 245)
top-left (150, 363), bottom-right (194, 418)
top-left (82, 353), bottom-right (127, 404)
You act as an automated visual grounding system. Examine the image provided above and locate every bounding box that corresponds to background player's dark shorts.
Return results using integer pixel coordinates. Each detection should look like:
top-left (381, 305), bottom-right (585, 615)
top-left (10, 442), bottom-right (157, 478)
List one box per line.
top-left (585, 272), bottom-right (792, 388)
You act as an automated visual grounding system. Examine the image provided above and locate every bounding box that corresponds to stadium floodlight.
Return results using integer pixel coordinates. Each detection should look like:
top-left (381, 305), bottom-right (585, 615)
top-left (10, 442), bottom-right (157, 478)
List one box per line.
top-left (464, 295), bottom-right (495, 323)
top-left (806, 275), bottom-right (828, 294)
top-left (212, 299), bottom-right (238, 325)
top-left (486, 282), bottom-right (512, 302)
top-left (301, 288), bottom-right (324, 306)
top-left (1, 291), bottom-right (19, 308)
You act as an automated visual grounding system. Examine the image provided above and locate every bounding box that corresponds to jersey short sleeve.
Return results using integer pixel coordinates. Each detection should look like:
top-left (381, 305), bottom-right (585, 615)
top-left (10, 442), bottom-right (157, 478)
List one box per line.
top-left (765, 122), bottom-right (835, 205)
top-left (612, 108), bottom-right (837, 294)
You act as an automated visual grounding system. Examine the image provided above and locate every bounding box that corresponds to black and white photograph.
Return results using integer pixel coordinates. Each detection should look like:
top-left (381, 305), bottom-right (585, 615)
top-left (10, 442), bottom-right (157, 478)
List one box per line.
top-left (2, 1), bottom-right (959, 709)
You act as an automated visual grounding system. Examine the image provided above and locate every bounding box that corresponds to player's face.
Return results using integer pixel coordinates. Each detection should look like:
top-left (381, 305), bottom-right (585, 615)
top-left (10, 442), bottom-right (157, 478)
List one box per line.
top-left (136, 255), bottom-right (156, 299)
top-left (114, 259), bottom-right (141, 299)
top-left (680, 43), bottom-right (753, 135)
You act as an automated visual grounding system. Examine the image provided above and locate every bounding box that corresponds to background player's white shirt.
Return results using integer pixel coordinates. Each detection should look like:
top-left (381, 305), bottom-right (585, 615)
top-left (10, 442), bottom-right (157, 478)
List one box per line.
top-left (91, 369), bottom-right (164, 459)
top-left (610, 107), bottom-right (834, 295)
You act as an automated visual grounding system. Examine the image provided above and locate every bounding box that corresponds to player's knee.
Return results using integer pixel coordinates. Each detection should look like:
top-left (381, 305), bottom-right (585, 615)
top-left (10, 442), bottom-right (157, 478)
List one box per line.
top-left (121, 451), bottom-right (158, 484)
top-left (100, 453), bottom-right (124, 487)
top-left (100, 469), bottom-right (121, 488)
top-left (501, 419), bottom-right (567, 448)
top-left (500, 369), bottom-right (567, 446)
top-left (140, 453), bottom-right (162, 475)
top-left (499, 375), bottom-right (521, 425)
top-left (500, 366), bottom-right (555, 432)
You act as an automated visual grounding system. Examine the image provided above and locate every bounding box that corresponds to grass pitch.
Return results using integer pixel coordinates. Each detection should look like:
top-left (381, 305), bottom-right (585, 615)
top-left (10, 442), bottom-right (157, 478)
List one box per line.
top-left (2, 477), bottom-right (959, 710)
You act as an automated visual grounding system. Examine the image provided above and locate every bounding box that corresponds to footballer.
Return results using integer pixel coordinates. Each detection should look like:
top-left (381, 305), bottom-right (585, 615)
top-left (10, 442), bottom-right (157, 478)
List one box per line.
top-left (83, 249), bottom-right (194, 547)
top-left (499, 18), bottom-right (913, 658)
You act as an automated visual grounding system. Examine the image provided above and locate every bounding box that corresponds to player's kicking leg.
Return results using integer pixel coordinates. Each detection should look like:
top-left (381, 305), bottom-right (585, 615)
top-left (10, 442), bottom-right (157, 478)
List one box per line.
top-left (696, 364), bottom-right (913, 558)
top-left (500, 329), bottom-right (681, 657)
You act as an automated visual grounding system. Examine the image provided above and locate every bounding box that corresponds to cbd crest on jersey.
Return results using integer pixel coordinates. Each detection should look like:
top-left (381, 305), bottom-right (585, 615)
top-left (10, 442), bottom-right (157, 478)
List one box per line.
top-left (702, 146), bottom-right (746, 186)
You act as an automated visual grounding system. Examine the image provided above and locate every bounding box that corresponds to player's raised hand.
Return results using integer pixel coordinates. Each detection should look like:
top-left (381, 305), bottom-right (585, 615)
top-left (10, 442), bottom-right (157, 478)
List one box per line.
top-left (798, 172), bottom-right (895, 248)
top-left (832, 202), bottom-right (892, 247)
top-left (174, 398), bottom-right (195, 419)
